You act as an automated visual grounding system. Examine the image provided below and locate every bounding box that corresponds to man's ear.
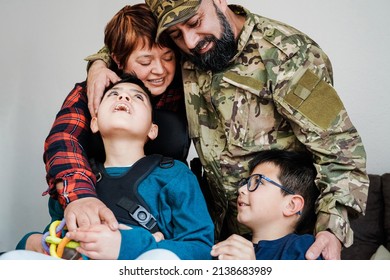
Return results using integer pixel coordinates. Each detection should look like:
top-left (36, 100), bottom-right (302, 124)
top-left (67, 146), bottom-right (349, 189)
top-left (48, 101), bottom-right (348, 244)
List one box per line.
top-left (90, 116), bottom-right (99, 133)
top-left (111, 53), bottom-right (122, 70)
top-left (147, 123), bottom-right (158, 141)
top-left (283, 195), bottom-right (304, 217)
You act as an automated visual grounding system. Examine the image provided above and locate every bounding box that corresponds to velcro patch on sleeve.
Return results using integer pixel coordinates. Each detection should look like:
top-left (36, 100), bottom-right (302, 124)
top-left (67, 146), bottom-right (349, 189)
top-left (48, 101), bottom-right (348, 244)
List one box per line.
top-left (223, 72), bottom-right (263, 95)
top-left (284, 69), bottom-right (343, 130)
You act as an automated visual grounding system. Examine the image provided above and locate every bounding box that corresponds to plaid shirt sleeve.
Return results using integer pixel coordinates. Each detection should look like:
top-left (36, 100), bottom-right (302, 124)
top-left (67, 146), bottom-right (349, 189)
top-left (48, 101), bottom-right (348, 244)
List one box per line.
top-left (43, 82), bottom-right (97, 208)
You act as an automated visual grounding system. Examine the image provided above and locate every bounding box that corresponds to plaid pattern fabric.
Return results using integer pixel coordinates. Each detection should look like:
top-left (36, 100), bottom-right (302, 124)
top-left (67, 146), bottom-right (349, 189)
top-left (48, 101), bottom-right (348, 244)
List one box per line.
top-left (43, 82), bottom-right (97, 207)
top-left (154, 87), bottom-right (184, 111)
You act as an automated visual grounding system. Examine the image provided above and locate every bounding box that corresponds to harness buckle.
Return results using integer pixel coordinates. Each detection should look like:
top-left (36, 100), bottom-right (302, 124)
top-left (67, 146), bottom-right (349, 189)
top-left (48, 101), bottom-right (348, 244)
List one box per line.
top-left (129, 205), bottom-right (157, 231)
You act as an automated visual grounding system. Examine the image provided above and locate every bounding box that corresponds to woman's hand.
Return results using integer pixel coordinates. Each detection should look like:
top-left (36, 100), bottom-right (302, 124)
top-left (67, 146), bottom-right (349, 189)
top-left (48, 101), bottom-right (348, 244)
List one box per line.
top-left (87, 60), bottom-right (120, 117)
top-left (211, 234), bottom-right (256, 260)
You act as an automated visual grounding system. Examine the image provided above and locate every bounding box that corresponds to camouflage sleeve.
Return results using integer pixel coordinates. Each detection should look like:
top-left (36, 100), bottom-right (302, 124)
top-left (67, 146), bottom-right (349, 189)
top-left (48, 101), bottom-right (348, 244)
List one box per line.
top-left (84, 45), bottom-right (112, 71)
top-left (272, 40), bottom-right (369, 247)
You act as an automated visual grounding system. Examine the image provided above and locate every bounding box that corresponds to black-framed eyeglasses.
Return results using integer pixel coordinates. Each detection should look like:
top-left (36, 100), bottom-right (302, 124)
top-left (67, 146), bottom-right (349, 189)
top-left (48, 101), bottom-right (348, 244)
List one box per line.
top-left (238, 174), bottom-right (295, 195)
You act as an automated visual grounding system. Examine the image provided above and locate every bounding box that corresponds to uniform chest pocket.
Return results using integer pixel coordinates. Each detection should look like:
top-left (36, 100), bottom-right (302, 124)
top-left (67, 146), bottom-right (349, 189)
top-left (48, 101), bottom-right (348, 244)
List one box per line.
top-left (221, 73), bottom-right (279, 150)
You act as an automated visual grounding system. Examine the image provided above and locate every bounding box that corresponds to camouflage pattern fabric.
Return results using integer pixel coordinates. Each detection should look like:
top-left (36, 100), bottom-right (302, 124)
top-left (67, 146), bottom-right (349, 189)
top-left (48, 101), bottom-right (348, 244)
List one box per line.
top-left (181, 5), bottom-right (369, 247)
top-left (84, 46), bottom-right (112, 70)
top-left (145, 0), bottom-right (202, 40)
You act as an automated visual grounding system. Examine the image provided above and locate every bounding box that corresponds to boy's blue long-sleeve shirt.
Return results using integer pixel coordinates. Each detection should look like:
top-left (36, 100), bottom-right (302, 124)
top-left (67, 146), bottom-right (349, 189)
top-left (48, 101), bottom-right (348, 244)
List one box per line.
top-left (254, 234), bottom-right (323, 260)
top-left (17, 159), bottom-right (214, 260)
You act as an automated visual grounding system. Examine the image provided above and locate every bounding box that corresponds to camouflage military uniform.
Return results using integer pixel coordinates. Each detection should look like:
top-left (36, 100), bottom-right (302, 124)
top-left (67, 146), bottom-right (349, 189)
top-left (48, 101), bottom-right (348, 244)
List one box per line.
top-left (181, 5), bottom-right (368, 247)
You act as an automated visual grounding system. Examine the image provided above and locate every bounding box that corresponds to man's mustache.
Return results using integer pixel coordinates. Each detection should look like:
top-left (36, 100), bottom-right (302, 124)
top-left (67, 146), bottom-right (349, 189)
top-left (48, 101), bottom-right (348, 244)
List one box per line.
top-left (190, 36), bottom-right (216, 55)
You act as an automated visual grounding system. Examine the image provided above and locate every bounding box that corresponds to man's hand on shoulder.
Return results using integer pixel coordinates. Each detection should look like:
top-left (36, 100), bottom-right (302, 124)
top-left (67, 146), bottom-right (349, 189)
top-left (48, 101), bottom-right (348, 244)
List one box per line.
top-left (306, 230), bottom-right (342, 260)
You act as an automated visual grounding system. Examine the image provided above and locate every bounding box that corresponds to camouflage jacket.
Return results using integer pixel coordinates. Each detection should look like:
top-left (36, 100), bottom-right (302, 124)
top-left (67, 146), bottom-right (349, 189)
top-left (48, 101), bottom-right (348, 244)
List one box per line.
top-left (181, 5), bottom-right (368, 247)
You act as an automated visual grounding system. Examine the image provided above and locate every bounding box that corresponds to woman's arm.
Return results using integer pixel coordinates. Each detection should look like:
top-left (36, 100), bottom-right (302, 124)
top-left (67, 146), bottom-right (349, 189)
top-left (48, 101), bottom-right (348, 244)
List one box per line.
top-left (43, 82), bottom-right (117, 231)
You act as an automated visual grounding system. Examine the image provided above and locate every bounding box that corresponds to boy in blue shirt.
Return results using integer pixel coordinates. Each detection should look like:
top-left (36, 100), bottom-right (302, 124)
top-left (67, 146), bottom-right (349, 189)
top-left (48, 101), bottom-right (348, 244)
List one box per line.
top-left (211, 149), bottom-right (322, 260)
top-left (16, 75), bottom-right (214, 260)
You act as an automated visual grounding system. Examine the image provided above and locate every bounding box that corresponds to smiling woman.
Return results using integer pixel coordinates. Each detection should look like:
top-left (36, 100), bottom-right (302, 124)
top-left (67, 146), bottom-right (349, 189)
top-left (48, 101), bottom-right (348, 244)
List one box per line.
top-left (113, 47), bottom-right (176, 96)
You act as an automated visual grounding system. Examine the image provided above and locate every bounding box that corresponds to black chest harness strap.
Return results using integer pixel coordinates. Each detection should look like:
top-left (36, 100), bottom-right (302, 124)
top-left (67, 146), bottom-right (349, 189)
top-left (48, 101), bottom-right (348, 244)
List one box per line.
top-left (90, 154), bottom-right (174, 233)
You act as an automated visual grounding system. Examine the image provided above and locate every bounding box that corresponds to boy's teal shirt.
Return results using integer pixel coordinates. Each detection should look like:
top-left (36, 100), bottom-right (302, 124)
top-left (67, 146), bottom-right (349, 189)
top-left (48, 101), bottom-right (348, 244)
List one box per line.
top-left (17, 160), bottom-right (214, 260)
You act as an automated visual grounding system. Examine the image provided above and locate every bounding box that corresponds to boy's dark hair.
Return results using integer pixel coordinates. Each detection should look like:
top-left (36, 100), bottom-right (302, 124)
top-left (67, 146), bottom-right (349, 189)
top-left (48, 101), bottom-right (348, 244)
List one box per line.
top-left (104, 73), bottom-right (152, 98)
top-left (248, 149), bottom-right (320, 234)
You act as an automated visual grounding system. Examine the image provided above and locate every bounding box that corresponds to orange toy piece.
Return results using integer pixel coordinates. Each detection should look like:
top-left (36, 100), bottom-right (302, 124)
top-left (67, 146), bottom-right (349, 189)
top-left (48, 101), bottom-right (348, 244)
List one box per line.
top-left (41, 218), bottom-right (81, 259)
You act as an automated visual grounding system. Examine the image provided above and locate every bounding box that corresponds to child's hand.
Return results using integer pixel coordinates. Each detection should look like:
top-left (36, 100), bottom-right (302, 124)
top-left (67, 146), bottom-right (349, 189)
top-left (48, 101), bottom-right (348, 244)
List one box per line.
top-left (115, 225), bottom-right (164, 242)
top-left (152, 231), bottom-right (165, 242)
top-left (210, 234), bottom-right (256, 260)
top-left (66, 223), bottom-right (121, 260)
top-left (25, 233), bottom-right (45, 253)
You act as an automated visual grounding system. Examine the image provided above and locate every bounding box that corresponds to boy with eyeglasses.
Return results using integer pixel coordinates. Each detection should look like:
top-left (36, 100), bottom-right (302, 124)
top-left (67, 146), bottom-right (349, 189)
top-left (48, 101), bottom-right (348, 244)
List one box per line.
top-left (211, 149), bottom-right (323, 260)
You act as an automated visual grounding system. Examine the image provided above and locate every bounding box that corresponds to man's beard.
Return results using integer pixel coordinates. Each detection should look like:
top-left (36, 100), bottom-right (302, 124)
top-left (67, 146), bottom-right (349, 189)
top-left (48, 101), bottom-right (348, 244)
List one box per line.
top-left (186, 5), bottom-right (236, 72)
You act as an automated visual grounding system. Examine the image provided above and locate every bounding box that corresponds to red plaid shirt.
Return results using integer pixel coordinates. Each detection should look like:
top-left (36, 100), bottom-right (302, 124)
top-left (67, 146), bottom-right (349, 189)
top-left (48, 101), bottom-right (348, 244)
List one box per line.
top-left (43, 78), bottom-right (184, 208)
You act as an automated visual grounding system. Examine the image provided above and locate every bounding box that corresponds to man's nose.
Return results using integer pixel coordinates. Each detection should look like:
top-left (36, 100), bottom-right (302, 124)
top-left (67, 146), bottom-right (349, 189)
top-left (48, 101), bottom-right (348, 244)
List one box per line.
top-left (183, 30), bottom-right (199, 50)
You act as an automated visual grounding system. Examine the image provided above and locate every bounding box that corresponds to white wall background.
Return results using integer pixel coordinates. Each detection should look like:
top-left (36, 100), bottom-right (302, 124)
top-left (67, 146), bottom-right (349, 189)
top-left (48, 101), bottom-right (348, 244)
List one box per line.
top-left (1, 0), bottom-right (389, 252)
